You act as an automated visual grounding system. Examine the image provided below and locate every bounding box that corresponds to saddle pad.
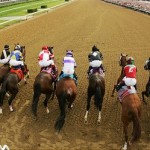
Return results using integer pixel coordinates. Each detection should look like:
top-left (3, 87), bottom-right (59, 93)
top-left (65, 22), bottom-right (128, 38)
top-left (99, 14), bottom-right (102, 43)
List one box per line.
top-left (118, 86), bottom-right (137, 102)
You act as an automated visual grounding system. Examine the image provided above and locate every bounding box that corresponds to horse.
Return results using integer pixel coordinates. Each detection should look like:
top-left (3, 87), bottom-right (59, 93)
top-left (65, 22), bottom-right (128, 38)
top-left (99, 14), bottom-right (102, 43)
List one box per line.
top-left (84, 72), bottom-right (105, 124)
top-left (54, 77), bottom-right (77, 133)
top-left (32, 68), bottom-right (58, 119)
top-left (111, 53), bottom-right (127, 97)
top-left (119, 93), bottom-right (141, 150)
top-left (0, 64), bottom-right (29, 114)
top-left (0, 64), bottom-right (10, 84)
top-left (142, 72), bottom-right (150, 105)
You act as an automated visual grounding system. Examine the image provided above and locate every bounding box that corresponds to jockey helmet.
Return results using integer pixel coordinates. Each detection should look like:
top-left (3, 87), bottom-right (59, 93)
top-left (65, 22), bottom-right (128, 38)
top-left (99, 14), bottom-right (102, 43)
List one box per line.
top-left (15, 45), bottom-right (21, 50)
top-left (127, 57), bottom-right (134, 64)
top-left (4, 44), bottom-right (9, 50)
top-left (66, 50), bottom-right (73, 57)
top-left (92, 45), bottom-right (99, 52)
top-left (42, 46), bottom-right (48, 51)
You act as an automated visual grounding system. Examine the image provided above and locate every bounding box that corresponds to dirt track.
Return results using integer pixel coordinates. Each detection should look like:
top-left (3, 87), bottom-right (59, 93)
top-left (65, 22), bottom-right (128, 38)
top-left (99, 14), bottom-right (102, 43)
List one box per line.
top-left (0, 0), bottom-right (150, 149)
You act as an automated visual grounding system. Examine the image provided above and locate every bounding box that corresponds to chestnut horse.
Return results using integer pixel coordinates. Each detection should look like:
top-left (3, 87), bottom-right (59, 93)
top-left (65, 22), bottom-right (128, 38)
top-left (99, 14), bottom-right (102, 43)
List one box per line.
top-left (120, 93), bottom-right (141, 150)
top-left (32, 72), bottom-right (57, 118)
top-left (84, 72), bottom-right (105, 124)
top-left (111, 53), bottom-right (127, 97)
top-left (55, 77), bottom-right (77, 132)
top-left (0, 64), bottom-right (29, 114)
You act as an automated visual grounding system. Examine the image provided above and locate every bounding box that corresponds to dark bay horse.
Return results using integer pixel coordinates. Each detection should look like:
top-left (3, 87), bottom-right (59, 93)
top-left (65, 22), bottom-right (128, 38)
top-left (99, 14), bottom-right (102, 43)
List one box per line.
top-left (32, 71), bottom-right (57, 118)
top-left (55, 77), bottom-right (77, 132)
top-left (111, 53), bottom-right (127, 97)
top-left (0, 65), bottom-right (29, 114)
top-left (120, 93), bottom-right (141, 150)
top-left (0, 64), bottom-right (10, 84)
top-left (142, 72), bottom-right (150, 104)
top-left (84, 72), bottom-right (105, 124)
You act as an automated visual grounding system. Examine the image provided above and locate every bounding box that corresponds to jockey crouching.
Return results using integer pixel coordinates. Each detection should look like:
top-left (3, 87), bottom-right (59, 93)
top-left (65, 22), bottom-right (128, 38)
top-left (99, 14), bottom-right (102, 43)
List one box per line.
top-left (87, 45), bottom-right (105, 77)
top-left (9, 45), bottom-right (26, 81)
top-left (58, 50), bottom-right (78, 85)
top-left (0, 44), bottom-right (11, 65)
top-left (116, 57), bottom-right (137, 91)
top-left (38, 46), bottom-right (57, 82)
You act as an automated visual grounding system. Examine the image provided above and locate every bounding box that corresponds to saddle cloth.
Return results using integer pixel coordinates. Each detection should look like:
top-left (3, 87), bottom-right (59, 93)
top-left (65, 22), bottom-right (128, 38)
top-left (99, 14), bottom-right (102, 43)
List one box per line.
top-left (118, 86), bottom-right (137, 102)
top-left (41, 67), bottom-right (57, 81)
top-left (10, 68), bottom-right (24, 80)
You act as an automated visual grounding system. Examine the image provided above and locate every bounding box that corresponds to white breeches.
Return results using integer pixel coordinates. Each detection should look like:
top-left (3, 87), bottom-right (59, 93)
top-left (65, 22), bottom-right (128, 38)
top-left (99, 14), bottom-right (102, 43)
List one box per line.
top-left (90, 60), bottom-right (102, 67)
top-left (39, 60), bottom-right (54, 67)
top-left (123, 77), bottom-right (136, 86)
top-left (0, 56), bottom-right (10, 64)
top-left (9, 59), bottom-right (24, 66)
top-left (63, 67), bottom-right (74, 75)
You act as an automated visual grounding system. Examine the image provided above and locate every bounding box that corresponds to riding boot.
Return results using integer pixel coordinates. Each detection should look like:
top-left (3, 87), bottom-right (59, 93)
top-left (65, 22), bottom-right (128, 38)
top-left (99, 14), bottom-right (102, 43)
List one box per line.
top-left (87, 66), bottom-right (92, 77)
top-left (73, 72), bottom-right (78, 86)
top-left (116, 81), bottom-right (125, 92)
top-left (21, 66), bottom-right (26, 75)
top-left (101, 64), bottom-right (106, 72)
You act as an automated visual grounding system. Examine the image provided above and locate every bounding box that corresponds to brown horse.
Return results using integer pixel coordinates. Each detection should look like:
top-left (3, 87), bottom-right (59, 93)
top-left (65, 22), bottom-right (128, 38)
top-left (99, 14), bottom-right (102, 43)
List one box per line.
top-left (0, 64), bottom-right (29, 114)
top-left (120, 93), bottom-right (141, 150)
top-left (55, 77), bottom-right (77, 132)
top-left (32, 71), bottom-right (57, 118)
top-left (111, 53), bottom-right (127, 97)
top-left (0, 64), bottom-right (10, 84)
top-left (84, 72), bottom-right (105, 124)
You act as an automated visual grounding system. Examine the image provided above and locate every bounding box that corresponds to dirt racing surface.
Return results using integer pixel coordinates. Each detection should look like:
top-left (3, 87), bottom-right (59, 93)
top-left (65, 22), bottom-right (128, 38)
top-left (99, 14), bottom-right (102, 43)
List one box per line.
top-left (0, 0), bottom-right (150, 149)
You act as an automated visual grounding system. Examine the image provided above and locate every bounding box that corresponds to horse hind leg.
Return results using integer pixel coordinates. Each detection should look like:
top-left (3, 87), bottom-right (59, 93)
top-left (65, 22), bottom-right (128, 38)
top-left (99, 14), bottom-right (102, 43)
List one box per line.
top-left (122, 123), bottom-right (129, 150)
top-left (142, 91), bottom-right (147, 105)
top-left (8, 89), bottom-right (18, 112)
top-left (43, 93), bottom-right (52, 115)
top-left (84, 94), bottom-right (92, 124)
top-left (0, 88), bottom-right (7, 114)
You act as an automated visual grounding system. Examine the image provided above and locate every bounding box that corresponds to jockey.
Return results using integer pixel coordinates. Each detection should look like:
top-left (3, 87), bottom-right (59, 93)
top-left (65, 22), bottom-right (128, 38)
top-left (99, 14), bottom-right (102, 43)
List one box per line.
top-left (38, 46), bottom-right (55, 71)
top-left (144, 57), bottom-right (150, 70)
top-left (9, 45), bottom-right (25, 74)
top-left (87, 45), bottom-right (105, 76)
top-left (59, 50), bottom-right (78, 84)
top-left (116, 57), bottom-right (137, 91)
top-left (0, 44), bottom-right (11, 64)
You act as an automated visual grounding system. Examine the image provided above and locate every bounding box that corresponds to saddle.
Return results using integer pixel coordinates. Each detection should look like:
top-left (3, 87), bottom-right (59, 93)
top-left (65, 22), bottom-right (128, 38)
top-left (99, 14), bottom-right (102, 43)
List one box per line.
top-left (41, 66), bottom-right (58, 81)
top-left (10, 68), bottom-right (24, 81)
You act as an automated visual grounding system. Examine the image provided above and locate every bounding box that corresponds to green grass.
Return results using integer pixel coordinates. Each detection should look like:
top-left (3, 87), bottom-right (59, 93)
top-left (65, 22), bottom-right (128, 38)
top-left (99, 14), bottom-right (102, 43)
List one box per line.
top-left (0, 20), bottom-right (21, 29)
top-left (0, 0), bottom-right (65, 17)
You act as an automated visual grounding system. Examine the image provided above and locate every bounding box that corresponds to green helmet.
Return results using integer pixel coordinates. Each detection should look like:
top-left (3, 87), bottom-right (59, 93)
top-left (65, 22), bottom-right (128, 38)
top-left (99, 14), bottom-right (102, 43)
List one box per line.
top-left (127, 57), bottom-right (134, 64)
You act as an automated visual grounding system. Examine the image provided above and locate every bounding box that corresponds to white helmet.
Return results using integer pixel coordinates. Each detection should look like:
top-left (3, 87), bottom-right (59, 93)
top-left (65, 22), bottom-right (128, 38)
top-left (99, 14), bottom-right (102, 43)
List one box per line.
top-left (15, 45), bottom-right (21, 50)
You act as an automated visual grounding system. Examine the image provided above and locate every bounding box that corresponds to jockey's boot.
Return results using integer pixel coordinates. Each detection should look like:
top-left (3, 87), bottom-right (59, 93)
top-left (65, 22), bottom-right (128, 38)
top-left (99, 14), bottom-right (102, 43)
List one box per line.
top-left (21, 66), bottom-right (26, 75)
top-left (116, 81), bottom-right (125, 92)
top-left (101, 64), bottom-right (106, 72)
top-left (73, 73), bottom-right (78, 86)
top-left (134, 84), bottom-right (137, 90)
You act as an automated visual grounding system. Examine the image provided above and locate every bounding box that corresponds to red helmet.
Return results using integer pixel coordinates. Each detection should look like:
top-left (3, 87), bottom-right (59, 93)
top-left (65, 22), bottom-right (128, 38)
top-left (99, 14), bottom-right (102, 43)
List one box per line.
top-left (42, 46), bottom-right (48, 50)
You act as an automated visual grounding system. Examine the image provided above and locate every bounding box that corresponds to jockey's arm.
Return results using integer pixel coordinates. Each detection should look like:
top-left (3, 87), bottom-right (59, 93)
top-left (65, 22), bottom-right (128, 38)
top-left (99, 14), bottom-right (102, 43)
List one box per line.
top-left (0, 52), bottom-right (4, 59)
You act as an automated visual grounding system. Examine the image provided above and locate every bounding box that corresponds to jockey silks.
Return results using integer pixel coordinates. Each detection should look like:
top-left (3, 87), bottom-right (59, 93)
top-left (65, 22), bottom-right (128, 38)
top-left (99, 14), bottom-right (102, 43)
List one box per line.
top-left (62, 56), bottom-right (77, 75)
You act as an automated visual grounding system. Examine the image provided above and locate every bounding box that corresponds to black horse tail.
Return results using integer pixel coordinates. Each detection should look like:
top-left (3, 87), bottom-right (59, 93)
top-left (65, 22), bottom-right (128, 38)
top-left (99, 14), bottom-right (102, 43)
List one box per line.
top-left (130, 109), bottom-right (141, 143)
top-left (94, 82), bottom-right (102, 109)
top-left (32, 83), bottom-right (41, 117)
top-left (55, 91), bottom-right (67, 132)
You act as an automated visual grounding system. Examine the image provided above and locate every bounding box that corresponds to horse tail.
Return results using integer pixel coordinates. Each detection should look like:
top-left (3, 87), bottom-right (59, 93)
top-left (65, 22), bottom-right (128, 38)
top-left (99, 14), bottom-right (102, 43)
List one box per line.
top-left (94, 82), bottom-right (102, 109)
top-left (131, 109), bottom-right (141, 143)
top-left (32, 83), bottom-right (41, 116)
top-left (55, 91), bottom-right (67, 132)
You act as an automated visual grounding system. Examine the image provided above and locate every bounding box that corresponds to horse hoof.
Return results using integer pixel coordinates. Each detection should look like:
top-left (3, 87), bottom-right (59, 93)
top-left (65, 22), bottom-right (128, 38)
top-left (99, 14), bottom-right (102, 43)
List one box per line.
top-left (97, 120), bottom-right (101, 125)
top-left (46, 108), bottom-right (50, 114)
top-left (0, 108), bottom-right (2, 114)
top-left (111, 94), bottom-right (114, 97)
top-left (9, 106), bottom-right (14, 112)
top-left (84, 120), bottom-right (88, 124)
top-left (27, 75), bottom-right (29, 79)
